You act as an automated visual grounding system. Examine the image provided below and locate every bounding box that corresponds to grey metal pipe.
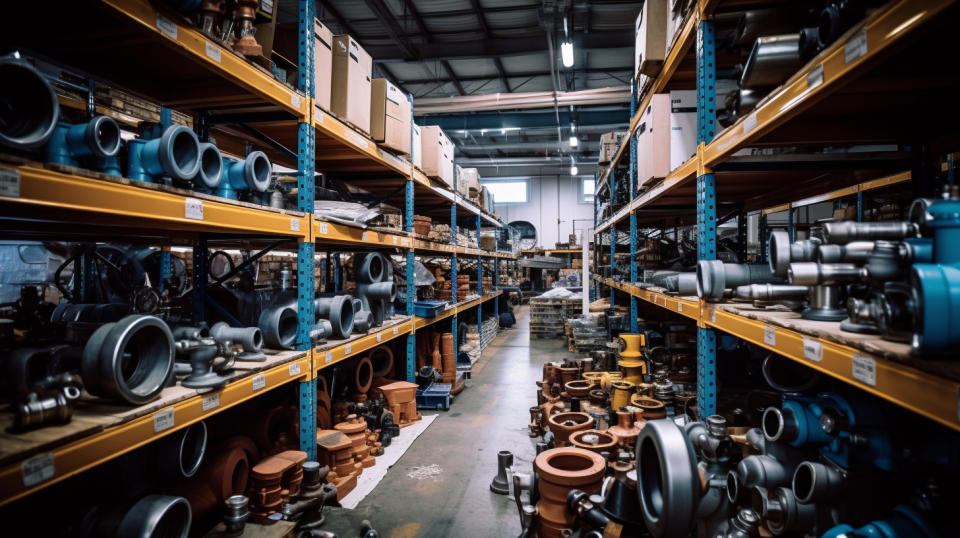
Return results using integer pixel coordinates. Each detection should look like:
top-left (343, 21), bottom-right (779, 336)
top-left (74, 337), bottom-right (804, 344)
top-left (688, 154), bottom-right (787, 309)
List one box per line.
top-left (769, 231), bottom-right (820, 278)
top-left (0, 53), bottom-right (60, 150)
top-left (81, 315), bottom-right (175, 405)
top-left (740, 34), bottom-right (804, 89)
top-left (259, 304), bottom-right (298, 349)
top-left (788, 262), bottom-right (865, 286)
top-left (677, 273), bottom-right (697, 295)
top-left (816, 241), bottom-right (874, 264)
top-left (210, 321), bottom-right (265, 360)
top-left (697, 260), bottom-right (782, 301)
top-left (751, 486), bottom-right (817, 535)
top-left (822, 221), bottom-right (918, 244)
top-left (735, 283), bottom-right (809, 300)
top-left (315, 295), bottom-right (355, 339)
top-left (114, 495), bottom-right (192, 538)
top-left (792, 461), bottom-right (844, 504)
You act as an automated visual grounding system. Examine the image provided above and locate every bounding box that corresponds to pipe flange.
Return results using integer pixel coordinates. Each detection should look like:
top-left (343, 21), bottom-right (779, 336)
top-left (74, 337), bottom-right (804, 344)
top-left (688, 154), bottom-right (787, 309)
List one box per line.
top-left (115, 495), bottom-right (191, 538)
top-left (635, 419), bottom-right (700, 538)
top-left (158, 125), bottom-right (201, 181)
top-left (194, 142), bottom-right (223, 189)
top-left (81, 315), bottom-right (174, 405)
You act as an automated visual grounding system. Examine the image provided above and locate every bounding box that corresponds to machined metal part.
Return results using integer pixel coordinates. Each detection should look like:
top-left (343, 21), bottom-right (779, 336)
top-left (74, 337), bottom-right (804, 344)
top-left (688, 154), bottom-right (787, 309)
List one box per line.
top-left (788, 263), bottom-right (864, 286)
top-left (259, 304), bottom-right (299, 349)
top-left (46, 116), bottom-right (122, 173)
top-left (841, 294), bottom-right (883, 334)
top-left (792, 461), bottom-right (846, 504)
top-left (315, 295), bottom-right (355, 339)
top-left (635, 419), bottom-right (700, 538)
top-left (210, 321), bottom-right (265, 361)
top-left (877, 282), bottom-right (918, 343)
top-left (740, 34), bottom-right (803, 89)
top-left (159, 420), bottom-right (208, 478)
top-left (127, 125), bottom-right (202, 183)
top-left (114, 495), bottom-right (192, 538)
top-left (14, 391), bottom-right (72, 430)
top-left (816, 241), bottom-right (874, 264)
top-left (0, 52), bottom-right (60, 150)
top-left (697, 260), bottom-right (782, 301)
top-left (217, 151), bottom-right (271, 199)
top-left (223, 495), bottom-right (249, 534)
top-left (822, 220), bottom-right (918, 244)
top-left (751, 486), bottom-right (817, 535)
top-left (81, 315), bottom-right (175, 405)
top-left (802, 285), bottom-right (847, 321)
top-left (768, 231), bottom-right (820, 278)
top-left (735, 283), bottom-right (809, 301)
top-left (177, 337), bottom-right (228, 389)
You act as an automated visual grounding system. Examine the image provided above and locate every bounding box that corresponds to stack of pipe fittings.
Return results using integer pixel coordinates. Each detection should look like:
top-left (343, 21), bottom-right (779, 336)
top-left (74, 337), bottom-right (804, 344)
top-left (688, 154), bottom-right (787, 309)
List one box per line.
top-left (0, 54), bottom-right (280, 207)
top-left (353, 251), bottom-right (398, 329)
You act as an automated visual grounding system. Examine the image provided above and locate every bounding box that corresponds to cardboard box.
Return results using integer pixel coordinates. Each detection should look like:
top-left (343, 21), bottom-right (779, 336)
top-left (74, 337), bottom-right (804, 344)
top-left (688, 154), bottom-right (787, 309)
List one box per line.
top-left (460, 167), bottom-right (481, 197)
top-left (412, 124), bottom-right (422, 169)
top-left (665, 0), bottom-right (687, 49)
top-left (598, 131), bottom-right (627, 163)
top-left (421, 125), bottom-right (454, 187)
top-left (635, 0), bottom-right (668, 79)
top-left (331, 35), bottom-right (372, 134)
top-left (370, 78), bottom-right (411, 155)
top-left (637, 93), bottom-right (671, 189)
top-left (669, 90), bottom-right (697, 171)
top-left (480, 186), bottom-right (494, 212)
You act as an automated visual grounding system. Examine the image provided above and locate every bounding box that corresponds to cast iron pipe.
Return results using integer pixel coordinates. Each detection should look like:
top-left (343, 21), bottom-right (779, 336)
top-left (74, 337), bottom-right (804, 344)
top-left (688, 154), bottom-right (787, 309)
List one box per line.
top-left (81, 315), bottom-right (175, 405)
top-left (315, 295), bottom-right (355, 339)
top-left (259, 304), bottom-right (299, 350)
top-left (697, 260), bottom-right (782, 301)
top-left (158, 420), bottom-right (208, 478)
top-left (210, 321), bottom-right (265, 361)
top-left (0, 53), bottom-right (59, 150)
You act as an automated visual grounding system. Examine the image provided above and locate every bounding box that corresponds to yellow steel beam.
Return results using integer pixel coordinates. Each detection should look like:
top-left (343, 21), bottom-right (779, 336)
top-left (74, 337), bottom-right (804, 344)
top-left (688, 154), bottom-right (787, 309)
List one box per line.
top-left (313, 219), bottom-right (413, 249)
top-left (103, 0), bottom-right (307, 120)
top-left (1, 165), bottom-right (308, 238)
top-left (0, 352), bottom-right (310, 506)
top-left (315, 318), bottom-right (413, 372)
top-left (314, 110), bottom-right (411, 177)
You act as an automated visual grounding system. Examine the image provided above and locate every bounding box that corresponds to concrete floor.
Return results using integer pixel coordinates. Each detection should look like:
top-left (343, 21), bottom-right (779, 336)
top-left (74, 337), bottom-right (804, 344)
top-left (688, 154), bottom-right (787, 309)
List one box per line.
top-left (322, 305), bottom-right (576, 538)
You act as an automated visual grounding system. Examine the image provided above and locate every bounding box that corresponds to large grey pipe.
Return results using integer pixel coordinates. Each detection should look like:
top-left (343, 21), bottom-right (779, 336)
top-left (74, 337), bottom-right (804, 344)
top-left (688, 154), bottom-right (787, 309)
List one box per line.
top-left (788, 262), bottom-right (865, 286)
top-left (822, 221), bottom-right (918, 244)
top-left (816, 241), bottom-right (874, 264)
top-left (740, 34), bottom-right (803, 89)
top-left (792, 461), bottom-right (845, 504)
top-left (769, 231), bottom-right (820, 278)
top-left (81, 315), bottom-right (175, 405)
top-left (315, 295), bottom-right (355, 338)
top-left (697, 260), bottom-right (782, 301)
top-left (259, 304), bottom-right (298, 349)
top-left (114, 495), bottom-right (192, 538)
top-left (158, 421), bottom-right (207, 478)
top-left (0, 53), bottom-right (60, 150)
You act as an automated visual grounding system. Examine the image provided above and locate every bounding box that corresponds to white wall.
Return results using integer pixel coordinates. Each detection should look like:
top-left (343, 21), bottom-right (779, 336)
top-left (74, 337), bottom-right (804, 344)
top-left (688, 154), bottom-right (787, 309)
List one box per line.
top-left (492, 175), bottom-right (595, 249)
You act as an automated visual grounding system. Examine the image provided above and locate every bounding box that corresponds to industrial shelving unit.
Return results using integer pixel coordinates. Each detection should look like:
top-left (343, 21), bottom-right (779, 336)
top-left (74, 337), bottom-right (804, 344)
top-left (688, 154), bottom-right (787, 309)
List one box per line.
top-left (0, 0), bottom-right (513, 507)
top-left (593, 0), bottom-right (960, 431)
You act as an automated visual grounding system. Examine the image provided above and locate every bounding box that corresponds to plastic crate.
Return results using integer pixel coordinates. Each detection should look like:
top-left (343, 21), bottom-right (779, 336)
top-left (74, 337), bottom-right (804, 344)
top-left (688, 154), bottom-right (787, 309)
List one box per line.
top-left (413, 300), bottom-right (448, 317)
top-left (416, 383), bottom-right (452, 410)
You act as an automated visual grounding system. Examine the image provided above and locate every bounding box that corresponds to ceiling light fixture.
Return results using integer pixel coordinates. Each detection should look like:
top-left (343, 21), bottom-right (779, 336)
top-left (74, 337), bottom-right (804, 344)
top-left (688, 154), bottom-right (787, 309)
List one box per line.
top-left (561, 16), bottom-right (574, 68)
top-left (569, 135), bottom-right (578, 147)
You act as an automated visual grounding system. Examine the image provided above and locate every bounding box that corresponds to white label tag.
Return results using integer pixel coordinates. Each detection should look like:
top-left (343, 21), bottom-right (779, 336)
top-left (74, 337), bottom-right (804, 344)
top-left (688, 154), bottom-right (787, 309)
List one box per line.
top-left (153, 408), bottom-right (175, 433)
top-left (376, 332), bottom-right (382, 342)
top-left (291, 94), bottom-right (302, 109)
top-left (851, 354), bottom-right (876, 386)
top-left (845, 29), bottom-right (868, 64)
top-left (318, 222), bottom-right (328, 234)
top-left (0, 168), bottom-right (20, 197)
top-left (202, 393), bottom-right (220, 411)
top-left (156, 15), bottom-right (178, 39)
top-left (742, 112), bottom-right (758, 134)
top-left (710, 309), bottom-right (717, 324)
top-left (21, 453), bottom-right (54, 487)
top-left (252, 374), bottom-right (266, 391)
top-left (345, 343), bottom-right (352, 355)
top-left (392, 236), bottom-right (398, 245)
top-left (290, 218), bottom-right (300, 232)
top-left (802, 338), bottom-right (823, 362)
top-left (393, 327), bottom-right (399, 335)
top-left (288, 362), bottom-right (301, 377)
top-left (205, 41), bottom-right (221, 63)
top-left (316, 110), bottom-right (324, 123)
top-left (677, 303), bottom-right (683, 312)
top-left (763, 326), bottom-right (776, 347)
top-left (807, 64), bottom-right (824, 90)
top-left (362, 231), bottom-right (369, 241)
top-left (185, 198), bottom-right (203, 220)
top-left (347, 131), bottom-right (369, 149)
top-left (325, 351), bottom-right (333, 363)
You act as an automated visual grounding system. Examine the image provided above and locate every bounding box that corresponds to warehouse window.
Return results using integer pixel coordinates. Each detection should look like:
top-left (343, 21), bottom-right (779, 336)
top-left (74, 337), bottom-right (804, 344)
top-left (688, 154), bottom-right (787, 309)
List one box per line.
top-left (580, 177), bottom-right (595, 203)
top-left (480, 180), bottom-right (528, 204)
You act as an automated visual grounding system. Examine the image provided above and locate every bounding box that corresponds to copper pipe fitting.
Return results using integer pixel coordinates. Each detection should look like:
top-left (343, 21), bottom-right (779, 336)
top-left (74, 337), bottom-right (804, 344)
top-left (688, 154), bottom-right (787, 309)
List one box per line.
top-left (564, 380), bottom-right (591, 398)
top-left (608, 409), bottom-right (642, 447)
top-left (378, 381), bottom-right (421, 427)
top-left (569, 429), bottom-right (618, 455)
top-left (534, 448), bottom-right (605, 538)
top-left (547, 411), bottom-right (594, 447)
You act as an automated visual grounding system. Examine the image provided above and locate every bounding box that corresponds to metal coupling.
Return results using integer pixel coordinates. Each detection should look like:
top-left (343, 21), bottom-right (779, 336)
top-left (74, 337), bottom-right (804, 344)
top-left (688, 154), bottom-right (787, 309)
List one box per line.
top-left (823, 220), bottom-right (919, 244)
top-left (788, 262), bottom-right (865, 286)
top-left (816, 241), bottom-right (874, 264)
top-left (81, 315), bottom-right (175, 405)
top-left (769, 231), bottom-right (820, 277)
top-left (14, 392), bottom-right (72, 430)
top-left (735, 283), bottom-right (809, 300)
top-left (223, 495), bottom-right (249, 534)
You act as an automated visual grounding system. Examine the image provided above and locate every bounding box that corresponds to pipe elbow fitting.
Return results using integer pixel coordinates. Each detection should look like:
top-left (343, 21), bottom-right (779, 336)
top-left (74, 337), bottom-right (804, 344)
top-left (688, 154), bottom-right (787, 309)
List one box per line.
top-left (792, 461), bottom-right (844, 504)
top-left (0, 54), bottom-right (60, 150)
top-left (193, 142), bottom-right (223, 190)
top-left (222, 151), bottom-right (271, 194)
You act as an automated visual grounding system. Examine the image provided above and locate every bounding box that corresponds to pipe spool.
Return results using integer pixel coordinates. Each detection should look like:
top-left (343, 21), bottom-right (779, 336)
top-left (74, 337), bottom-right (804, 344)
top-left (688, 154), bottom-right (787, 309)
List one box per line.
top-left (822, 220), bottom-right (919, 244)
top-left (697, 260), bottom-right (782, 301)
top-left (0, 54), bottom-right (60, 150)
top-left (258, 304), bottom-right (298, 349)
top-left (127, 125), bottom-right (202, 183)
top-left (635, 419), bottom-right (701, 538)
top-left (194, 142), bottom-right (223, 190)
top-left (159, 420), bottom-right (208, 478)
top-left (368, 346), bottom-right (394, 378)
top-left (46, 116), bottom-right (122, 170)
top-left (315, 295), bottom-right (355, 339)
top-left (81, 315), bottom-right (175, 405)
top-left (210, 321), bottom-right (265, 361)
top-left (217, 150), bottom-right (271, 199)
top-left (740, 34), bottom-right (804, 89)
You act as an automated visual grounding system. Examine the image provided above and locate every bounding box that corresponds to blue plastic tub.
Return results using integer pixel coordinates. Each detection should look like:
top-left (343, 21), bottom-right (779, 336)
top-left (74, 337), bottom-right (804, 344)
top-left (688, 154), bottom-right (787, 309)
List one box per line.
top-left (414, 300), bottom-right (448, 317)
top-left (416, 383), bottom-right (452, 410)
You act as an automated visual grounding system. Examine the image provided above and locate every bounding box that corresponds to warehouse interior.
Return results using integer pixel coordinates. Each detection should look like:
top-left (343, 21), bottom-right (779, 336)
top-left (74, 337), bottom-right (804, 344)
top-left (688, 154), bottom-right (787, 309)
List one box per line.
top-left (1, 1), bottom-right (960, 537)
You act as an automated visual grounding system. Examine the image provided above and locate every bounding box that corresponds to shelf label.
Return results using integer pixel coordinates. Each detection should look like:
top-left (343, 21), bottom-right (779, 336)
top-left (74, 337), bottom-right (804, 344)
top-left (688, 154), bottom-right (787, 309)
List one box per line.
top-left (291, 94), bottom-right (302, 109)
top-left (362, 231), bottom-right (369, 241)
top-left (742, 112), bottom-right (758, 135)
top-left (156, 14), bottom-right (178, 40)
top-left (202, 393), bottom-right (220, 411)
top-left (845, 29), bottom-right (868, 64)
top-left (851, 354), bottom-right (876, 386)
top-left (21, 453), bottom-right (54, 488)
top-left (0, 168), bottom-right (19, 197)
top-left (345, 343), bottom-right (352, 355)
top-left (393, 327), bottom-right (399, 335)
top-left (251, 374), bottom-right (266, 391)
top-left (376, 332), bottom-right (382, 342)
top-left (315, 110), bottom-right (324, 123)
top-left (392, 236), bottom-right (398, 245)
top-left (347, 131), bottom-right (369, 149)
top-left (317, 222), bottom-right (328, 234)
top-left (153, 408), bottom-right (175, 433)
top-left (807, 64), bottom-right (824, 90)
top-left (205, 41), bottom-right (221, 63)
top-left (763, 326), bottom-right (776, 347)
top-left (402, 237), bottom-right (411, 247)
top-left (709, 309), bottom-right (717, 324)
top-left (290, 218), bottom-right (300, 232)
top-left (325, 351), bottom-right (333, 364)
top-left (185, 198), bottom-right (204, 220)
top-left (288, 362), bottom-right (301, 377)
top-left (802, 337), bottom-right (823, 362)
top-left (677, 302), bottom-right (682, 312)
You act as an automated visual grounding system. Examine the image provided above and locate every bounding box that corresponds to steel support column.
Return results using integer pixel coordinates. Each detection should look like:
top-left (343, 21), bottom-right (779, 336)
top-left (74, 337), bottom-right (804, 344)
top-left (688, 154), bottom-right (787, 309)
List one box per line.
top-left (628, 80), bottom-right (639, 332)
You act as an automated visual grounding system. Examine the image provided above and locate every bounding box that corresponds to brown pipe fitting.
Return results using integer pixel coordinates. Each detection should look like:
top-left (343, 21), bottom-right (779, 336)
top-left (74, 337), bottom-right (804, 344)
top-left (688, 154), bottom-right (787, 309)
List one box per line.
top-left (558, 366), bottom-right (578, 386)
top-left (534, 448), bottom-right (605, 538)
top-left (179, 444), bottom-right (250, 519)
top-left (564, 380), bottom-right (591, 398)
top-left (316, 430), bottom-right (355, 479)
top-left (607, 410), bottom-right (642, 447)
top-left (441, 332), bottom-right (454, 355)
top-left (379, 381), bottom-right (421, 426)
top-left (569, 429), bottom-right (617, 455)
top-left (354, 356), bottom-right (373, 394)
top-left (248, 450), bottom-right (307, 518)
top-left (630, 395), bottom-right (667, 420)
top-left (547, 412), bottom-right (594, 447)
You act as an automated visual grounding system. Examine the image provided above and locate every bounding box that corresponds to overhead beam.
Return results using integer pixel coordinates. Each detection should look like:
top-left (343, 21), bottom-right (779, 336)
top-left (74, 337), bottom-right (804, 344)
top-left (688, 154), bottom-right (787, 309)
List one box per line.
top-left (418, 109), bottom-right (629, 130)
top-left (493, 57), bottom-right (512, 92)
top-left (395, 66), bottom-right (633, 86)
top-left (369, 32), bottom-right (634, 61)
top-left (441, 60), bottom-right (466, 95)
top-left (399, 0), bottom-right (432, 43)
top-left (361, 0), bottom-right (419, 59)
top-left (468, 0), bottom-right (491, 36)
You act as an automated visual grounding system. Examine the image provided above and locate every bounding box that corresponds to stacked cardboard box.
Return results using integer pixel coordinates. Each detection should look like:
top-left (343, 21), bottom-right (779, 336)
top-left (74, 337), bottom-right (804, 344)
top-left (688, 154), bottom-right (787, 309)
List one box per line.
top-left (332, 35), bottom-right (372, 134)
top-left (370, 79), bottom-right (411, 155)
top-left (421, 126), bottom-right (455, 187)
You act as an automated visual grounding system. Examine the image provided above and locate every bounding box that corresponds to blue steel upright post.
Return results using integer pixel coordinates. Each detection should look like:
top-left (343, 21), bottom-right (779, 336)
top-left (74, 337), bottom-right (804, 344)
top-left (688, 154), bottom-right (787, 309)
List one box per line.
top-left (696, 16), bottom-right (718, 419)
top-left (451, 166), bottom-right (458, 359)
top-left (405, 94), bottom-right (416, 382)
top-left (477, 215), bottom-right (483, 338)
top-left (628, 80), bottom-right (639, 333)
top-left (493, 226), bottom-right (500, 319)
top-left (593, 171), bottom-right (600, 300)
top-left (296, 0), bottom-right (317, 460)
top-left (609, 169), bottom-right (616, 307)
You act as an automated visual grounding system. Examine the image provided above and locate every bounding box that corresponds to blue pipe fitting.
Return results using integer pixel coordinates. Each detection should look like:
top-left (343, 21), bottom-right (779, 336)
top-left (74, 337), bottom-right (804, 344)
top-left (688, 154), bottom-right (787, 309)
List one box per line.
top-left (216, 151), bottom-right (271, 200)
top-left (46, 116), bottom-right (122, 176)
top-left (908, 197), bottom-right (960, 355)
top-left (822, 505), bottom-right (936, 538)
top-left (126, 125), bottom-right (201, 183)
top-left (192, 142), bottom-right (223, 192)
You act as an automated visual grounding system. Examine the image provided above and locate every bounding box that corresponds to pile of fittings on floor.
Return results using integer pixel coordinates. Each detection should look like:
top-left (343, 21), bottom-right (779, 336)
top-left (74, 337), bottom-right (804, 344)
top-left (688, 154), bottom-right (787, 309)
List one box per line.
top-left (492, 327), bottom-right (960, 537)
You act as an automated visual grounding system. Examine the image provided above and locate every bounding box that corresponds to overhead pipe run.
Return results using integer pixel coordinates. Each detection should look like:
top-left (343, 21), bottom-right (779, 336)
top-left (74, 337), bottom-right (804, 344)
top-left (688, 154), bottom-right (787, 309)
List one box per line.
top-left (414, 87), bottom-right (631, 115)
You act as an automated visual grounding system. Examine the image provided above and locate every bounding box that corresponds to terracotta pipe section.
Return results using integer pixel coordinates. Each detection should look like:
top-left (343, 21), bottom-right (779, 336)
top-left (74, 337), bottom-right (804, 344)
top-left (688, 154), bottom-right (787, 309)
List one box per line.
top-left (534, 447), bottom-right (606, 538)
